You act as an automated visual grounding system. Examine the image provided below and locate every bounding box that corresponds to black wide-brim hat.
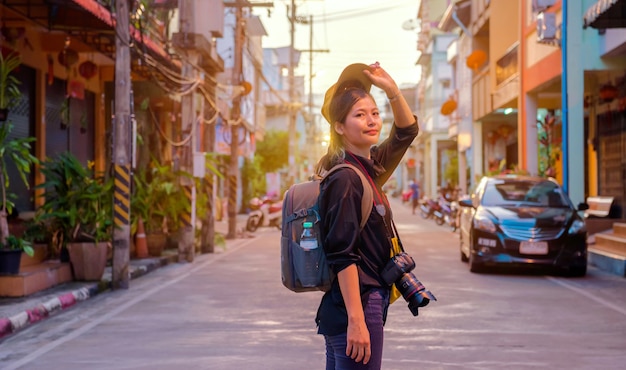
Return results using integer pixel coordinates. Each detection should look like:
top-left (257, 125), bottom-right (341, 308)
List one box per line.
top-left (320, 63), bottom-right (372, 124)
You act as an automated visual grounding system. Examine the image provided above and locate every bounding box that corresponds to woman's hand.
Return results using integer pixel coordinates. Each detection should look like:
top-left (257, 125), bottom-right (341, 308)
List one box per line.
top-left (337, 264), bottom-right (371, 364)
top-left (347, 318), bottom-right (371, 364)
top-left (362, 62), bottom-right (400, 99)
top-left (362, 61), bottom-right (417, 129)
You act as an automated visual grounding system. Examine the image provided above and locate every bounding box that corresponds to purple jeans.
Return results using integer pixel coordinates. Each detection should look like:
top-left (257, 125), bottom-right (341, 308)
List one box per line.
top-left (323, 289), bottom-right (387, 370)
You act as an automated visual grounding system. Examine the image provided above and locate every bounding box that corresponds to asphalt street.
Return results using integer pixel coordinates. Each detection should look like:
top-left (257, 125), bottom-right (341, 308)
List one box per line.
top-left (1, 197), bottom-right (626, 369)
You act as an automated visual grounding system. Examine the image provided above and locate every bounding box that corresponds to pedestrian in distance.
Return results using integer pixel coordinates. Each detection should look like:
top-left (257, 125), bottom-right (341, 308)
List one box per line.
top-left (314, 62), bottom-right (419, 369)
top-left (409, 179), bottom-right (420, 215)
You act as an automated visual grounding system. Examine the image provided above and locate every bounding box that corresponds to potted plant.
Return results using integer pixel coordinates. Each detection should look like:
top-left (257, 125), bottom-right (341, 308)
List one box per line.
top-left (131, 160), bottom-right (189, 256)
top-left (131, 164), bottom-right (167, 256)
top-left (0, 114), bottom-right (38, 274)
top-left (0, 51), bottom-right (21, 122)
top-left (34, 152), bottom-right (113, 281)
top-left (0, 121), bottom-right (38, 240)
top-left (0, 235), bottom-right (34, 275)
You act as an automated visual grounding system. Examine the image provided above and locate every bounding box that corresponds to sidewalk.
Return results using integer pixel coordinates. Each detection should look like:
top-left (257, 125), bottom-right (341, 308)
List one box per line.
top-left (0, 215), bottom-right (249, 340)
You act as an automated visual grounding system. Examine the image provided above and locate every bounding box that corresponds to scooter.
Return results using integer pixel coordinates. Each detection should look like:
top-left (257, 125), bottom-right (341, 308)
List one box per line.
top-left (419, 197), bottom-right (436, 219)
top-left (431, 197), bottom-right (445, 226)
top-left (246, 195), bottom-right (282, 232)
top-left (443, 200), bottom-right (459, 231)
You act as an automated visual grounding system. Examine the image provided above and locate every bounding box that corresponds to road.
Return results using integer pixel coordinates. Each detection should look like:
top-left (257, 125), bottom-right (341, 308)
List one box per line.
top-left (1, 198), bottom-right (626, 370)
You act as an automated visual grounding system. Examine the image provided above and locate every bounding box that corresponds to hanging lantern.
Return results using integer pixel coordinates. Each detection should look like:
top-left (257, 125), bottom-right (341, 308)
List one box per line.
top-left (599, 83), bottom-right (618, 103)
top-left (58, 49), bottom-right (79, 68)
top-left (466, 50), bottom-right (487, 70)
top-left (241, 81), bottom-right (252, 96)
top-left (1, 27), bottom-right (25, 44)
top-left (440, 99), bottom-right (457, 115)
top-left (78, 61), bottom-right (98, 80)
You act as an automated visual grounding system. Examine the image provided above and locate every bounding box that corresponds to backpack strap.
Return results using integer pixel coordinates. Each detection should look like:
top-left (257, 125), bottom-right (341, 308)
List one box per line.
top-left (324, 163), bottom-right (374, 230)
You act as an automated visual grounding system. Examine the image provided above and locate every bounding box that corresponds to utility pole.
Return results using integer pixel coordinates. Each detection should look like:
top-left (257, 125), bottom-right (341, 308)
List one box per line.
top-left (287, 0), bottom-right (297, 185)
top-left (227, 2), bottom-right (244, 240)
top-left (297, 14), bottom-right (328, 170)
top-left (177, 0), bottom-right (198, 262)
top-left (224, 0), bottom-right (272, 239)
top-left (112, 0), bottom-right (132, 289)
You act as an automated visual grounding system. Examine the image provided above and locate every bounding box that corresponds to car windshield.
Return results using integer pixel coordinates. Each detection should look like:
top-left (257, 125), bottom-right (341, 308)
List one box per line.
top-left (481, 179), bottom-right (570, 208)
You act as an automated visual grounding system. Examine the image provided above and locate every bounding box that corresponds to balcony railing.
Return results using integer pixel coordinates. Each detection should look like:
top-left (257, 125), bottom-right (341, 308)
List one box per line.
top-left (495, 44), bottom-right (518, 86)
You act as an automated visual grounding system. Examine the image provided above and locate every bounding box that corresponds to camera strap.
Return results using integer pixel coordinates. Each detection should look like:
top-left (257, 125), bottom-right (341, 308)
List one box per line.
top-left (347, 153), bottom-right (402, 256)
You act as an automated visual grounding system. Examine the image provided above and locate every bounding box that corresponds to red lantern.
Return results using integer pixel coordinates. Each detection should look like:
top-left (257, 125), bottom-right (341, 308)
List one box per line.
top-left (79, 61), bottom-right (98, 80)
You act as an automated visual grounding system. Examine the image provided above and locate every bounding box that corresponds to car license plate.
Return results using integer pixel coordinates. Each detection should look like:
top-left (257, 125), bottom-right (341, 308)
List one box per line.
top-left (519, 241), bottom-right (548, 255)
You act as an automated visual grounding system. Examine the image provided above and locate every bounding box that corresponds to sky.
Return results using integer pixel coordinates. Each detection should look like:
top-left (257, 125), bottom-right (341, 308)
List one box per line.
top-left (254, 0), bottom-right (422, 99)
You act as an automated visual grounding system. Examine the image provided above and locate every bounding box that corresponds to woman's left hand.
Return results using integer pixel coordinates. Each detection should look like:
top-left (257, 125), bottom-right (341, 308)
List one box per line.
top-left (362, 62), bottom-right (399, 98)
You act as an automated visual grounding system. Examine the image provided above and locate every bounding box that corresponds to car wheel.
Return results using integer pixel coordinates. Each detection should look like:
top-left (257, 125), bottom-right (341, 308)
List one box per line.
top-left (568, 265), bottom-right (587, 277)
top-left (469, 251), bottom-right (483, 273)
top-left (459, 232), bottom-right (469, 262)
top-left (468, 235), bottom-right (483, 273)
top-left (460, 249), bottom-right (469, 262)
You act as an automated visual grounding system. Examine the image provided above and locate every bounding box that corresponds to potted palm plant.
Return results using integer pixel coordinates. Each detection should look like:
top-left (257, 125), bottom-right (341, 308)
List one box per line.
top-left (0, 51), bottom-right (21, 122)
top-left (34, 152), bottom-right (113, 281)
top-left (131, 163), bottom-right (168, 257)
top-left (0, 53), bottom-right (38, 274)
top-left (131, 160), bottom-right (189, 256)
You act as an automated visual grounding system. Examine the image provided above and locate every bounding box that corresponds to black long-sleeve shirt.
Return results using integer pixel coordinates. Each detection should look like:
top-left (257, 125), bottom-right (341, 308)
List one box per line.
top-left (316, 119), bottom-right (419, 336)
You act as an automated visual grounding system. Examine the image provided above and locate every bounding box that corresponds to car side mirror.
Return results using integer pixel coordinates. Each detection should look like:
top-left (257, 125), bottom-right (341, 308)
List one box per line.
top-left (577, 202), bottom-right (589, 211)
top-left (459, 199), bottom-right (473, 208)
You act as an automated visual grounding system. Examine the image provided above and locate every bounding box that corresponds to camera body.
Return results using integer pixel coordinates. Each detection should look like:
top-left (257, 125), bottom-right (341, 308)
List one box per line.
top-left (381, 252), bottom-right (436, 316)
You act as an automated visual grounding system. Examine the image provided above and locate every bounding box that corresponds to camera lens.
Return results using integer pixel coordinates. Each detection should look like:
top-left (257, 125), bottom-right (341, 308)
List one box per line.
top-left (396, 273), bottom-right (437, 316)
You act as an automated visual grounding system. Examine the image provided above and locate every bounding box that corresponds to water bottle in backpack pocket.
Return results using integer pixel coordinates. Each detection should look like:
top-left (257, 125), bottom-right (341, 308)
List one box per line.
top-left (294, 222), bottom-right (323, 287)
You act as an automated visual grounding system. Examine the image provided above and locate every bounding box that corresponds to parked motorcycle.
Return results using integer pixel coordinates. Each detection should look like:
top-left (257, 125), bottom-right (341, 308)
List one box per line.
top-left (443, 200), bottom-right (459, 231)
top-left (419, 197), bottom-right (436, 219)
top-left (246, 195), bottom-right (282, 232)
top-left (431, 197), bottom-right (445, 226)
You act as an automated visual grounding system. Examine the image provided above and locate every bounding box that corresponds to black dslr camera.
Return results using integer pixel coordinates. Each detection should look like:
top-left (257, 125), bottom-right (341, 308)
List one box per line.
top-left (381, 252), bottom-right (436, 316)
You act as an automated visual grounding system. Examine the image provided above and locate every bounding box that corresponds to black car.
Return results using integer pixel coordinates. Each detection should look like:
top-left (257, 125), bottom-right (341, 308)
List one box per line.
top-left (458, 175), bottom-right (589, 276)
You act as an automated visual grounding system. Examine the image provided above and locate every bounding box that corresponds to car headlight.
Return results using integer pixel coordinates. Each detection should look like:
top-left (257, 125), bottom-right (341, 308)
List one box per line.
top-left (568, 219), bottom-right (586, 234)
top-left (474, 212), bottom-right (497, 233)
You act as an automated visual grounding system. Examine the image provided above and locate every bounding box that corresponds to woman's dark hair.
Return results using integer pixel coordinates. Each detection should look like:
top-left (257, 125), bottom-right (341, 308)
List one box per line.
top-left (315, 86), bottom-right (375, 174)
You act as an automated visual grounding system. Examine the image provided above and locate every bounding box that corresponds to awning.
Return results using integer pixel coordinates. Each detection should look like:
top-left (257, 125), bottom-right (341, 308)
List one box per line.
top-left (70, 0), bottom-right (171, 61)
top-left (584, 0), bottom-right (626, 29)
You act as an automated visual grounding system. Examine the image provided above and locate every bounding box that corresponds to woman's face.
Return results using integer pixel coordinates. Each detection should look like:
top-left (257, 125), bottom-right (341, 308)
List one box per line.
top-left (334, 96), bottom-right (381, 157)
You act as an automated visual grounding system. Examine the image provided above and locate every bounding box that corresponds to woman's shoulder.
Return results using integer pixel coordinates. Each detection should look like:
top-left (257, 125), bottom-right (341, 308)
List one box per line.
top-left (321, 165), bottom-right (365, 192)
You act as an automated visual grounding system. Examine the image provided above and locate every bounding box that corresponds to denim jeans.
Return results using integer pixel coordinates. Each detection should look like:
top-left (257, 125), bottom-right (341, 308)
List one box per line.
top-left (323, 289), bottom-right (387, 370)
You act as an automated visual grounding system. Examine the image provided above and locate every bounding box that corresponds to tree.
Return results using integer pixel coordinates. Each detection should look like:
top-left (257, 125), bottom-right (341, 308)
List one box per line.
top-left (444, 149), bottom-right (458, 187)
top-left (255, 130), bottom-right (289, 173)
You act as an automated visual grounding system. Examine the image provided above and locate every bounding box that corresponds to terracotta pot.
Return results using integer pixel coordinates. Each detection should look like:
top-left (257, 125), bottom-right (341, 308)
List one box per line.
top-left (145, 232), bottom-right (167, 257)
top-left (67, 242), bottom-right (108, 281)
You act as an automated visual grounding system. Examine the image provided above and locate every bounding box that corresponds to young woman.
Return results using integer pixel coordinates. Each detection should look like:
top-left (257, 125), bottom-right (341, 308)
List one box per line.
top-left (315, 62), bottom-right (419, 369)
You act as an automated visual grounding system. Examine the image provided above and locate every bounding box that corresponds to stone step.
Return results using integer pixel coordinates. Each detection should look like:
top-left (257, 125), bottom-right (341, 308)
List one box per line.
top-left (613, 222), bottom-right (626, 237)
top-left (19, 244), bottom-right (49, 268)
top-left (594, 233), bottom-right (626, 255)
top-left (0, 261), bottom-right (72, 298)
top-left (588, 247), bottom-right (626, 277)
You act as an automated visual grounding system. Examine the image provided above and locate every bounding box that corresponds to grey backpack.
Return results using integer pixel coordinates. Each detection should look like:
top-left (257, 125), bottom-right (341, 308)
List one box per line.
top-left (280, 163), bottom-right (373, 292)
